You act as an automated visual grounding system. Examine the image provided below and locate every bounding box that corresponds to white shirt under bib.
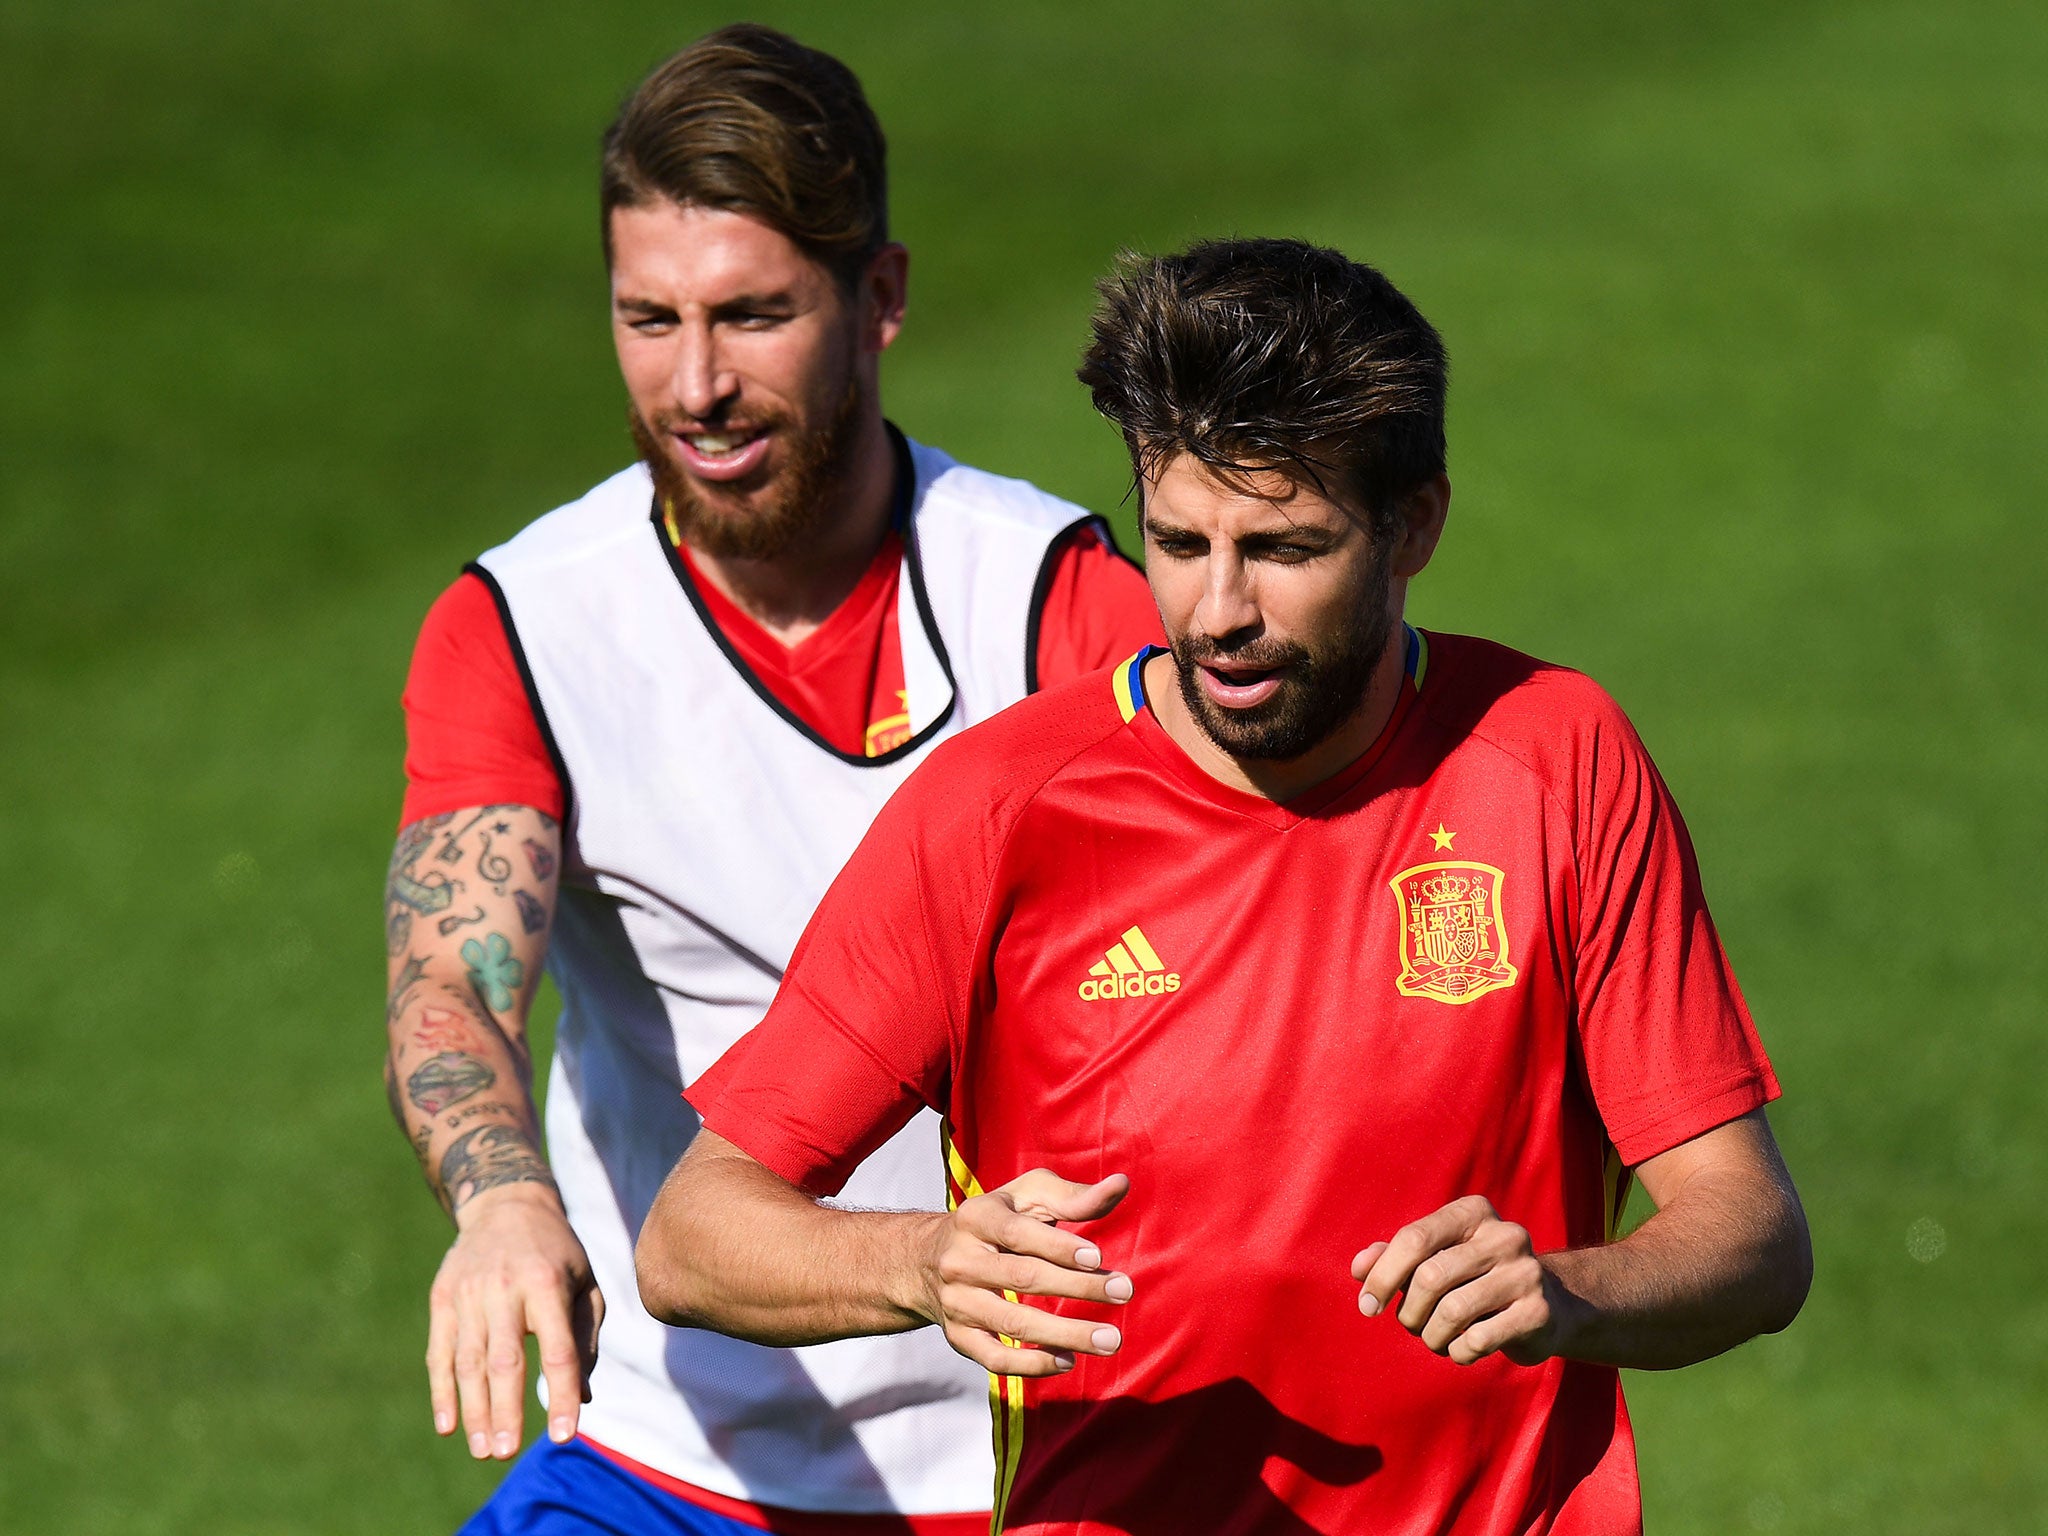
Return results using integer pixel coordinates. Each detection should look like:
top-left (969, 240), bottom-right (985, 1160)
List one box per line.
top-left (471, 431), bottom-right (1095, 1516)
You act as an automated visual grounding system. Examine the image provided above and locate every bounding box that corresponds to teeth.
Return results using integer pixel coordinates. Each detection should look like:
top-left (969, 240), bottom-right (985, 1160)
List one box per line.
top-left (688, 433), bottom-right (740, 455)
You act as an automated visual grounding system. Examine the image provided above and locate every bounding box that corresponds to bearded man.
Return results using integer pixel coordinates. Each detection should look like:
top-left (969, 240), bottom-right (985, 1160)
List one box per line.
top-left (635, 237), bottom-right (1812, 1536)
top-left (380, 25), bottom-right (1159, 1535)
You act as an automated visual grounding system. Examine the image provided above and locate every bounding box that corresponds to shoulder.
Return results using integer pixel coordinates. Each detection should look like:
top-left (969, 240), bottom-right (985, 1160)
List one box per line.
top-left (908, 435), bottom-right (1096, 539)
top-left (887, 665), bottom-right (1137, 841)
top-left (476, 462), bottom-right (656, 577)
top-left (1415, 630), bottom-right (1649, 787)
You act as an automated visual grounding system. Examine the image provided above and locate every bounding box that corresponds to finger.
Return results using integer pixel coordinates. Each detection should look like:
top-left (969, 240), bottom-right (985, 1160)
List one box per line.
top-left (942, 1243), bottom-right (1132, 1306)
top-left (1350, 1242), bottom-right (1388, 1284)
top-left (426, 1286), bottom-right (458, 1437)
top-left (998, 1170), bottom-right (1131, 1226)
top-left (1396, 1239), bottom-right (1500, 1334)
top-left (528, 1284), bottom-right (584, 1445)
top-left (576, 1284), bottom-right (605, 1402)
top-left (1417, 1265), bottom-right (1528, 1354)
top-left (484, 1289), bottom-right (529, 1458)
top-left (1451, 1292), bottom-right (1552, 1366)
top-left (945, 1286), bottom-right (1124, 1358)
top-left (1359, 1196), bottom-right (1495, 1315)
top-left (959, 1198), bottom-right (1120, 1276)
top-left (452, 1288), bottom-right (492, 1459)
top-left (942, 1321), bottom-right (1077, 1378)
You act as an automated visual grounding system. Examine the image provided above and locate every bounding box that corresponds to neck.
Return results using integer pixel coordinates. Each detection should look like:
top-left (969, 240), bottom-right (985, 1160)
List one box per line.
top-left (684, 408), bottom-right (897, 646)
top-left (1146, 619), bottom-right (1409, 803)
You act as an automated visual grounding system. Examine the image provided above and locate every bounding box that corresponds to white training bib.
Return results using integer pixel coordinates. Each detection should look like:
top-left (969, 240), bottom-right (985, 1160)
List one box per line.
top-left (472, 430), bottom-right (1093, 1516)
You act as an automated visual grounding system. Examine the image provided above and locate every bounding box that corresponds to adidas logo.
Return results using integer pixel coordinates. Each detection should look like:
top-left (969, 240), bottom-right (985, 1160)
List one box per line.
top-left (1078, 926), bottom-right (1182, 1002)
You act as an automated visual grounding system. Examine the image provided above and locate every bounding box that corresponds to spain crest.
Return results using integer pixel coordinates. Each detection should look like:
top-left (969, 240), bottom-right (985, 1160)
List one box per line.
top-left (1389, 861), bottom-right (1519, 1005)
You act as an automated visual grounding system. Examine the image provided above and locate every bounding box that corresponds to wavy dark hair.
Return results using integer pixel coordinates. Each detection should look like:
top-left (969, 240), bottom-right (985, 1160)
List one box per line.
top-left (1077, 238), bottom-right (1447, 540)
top-left (600, 24), bottom-right (887, 286)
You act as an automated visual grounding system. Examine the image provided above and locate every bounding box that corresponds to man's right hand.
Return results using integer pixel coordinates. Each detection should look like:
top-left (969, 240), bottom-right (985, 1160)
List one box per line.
top-left (427, 1183), bottom-right (605, 1459)
top-left (917, 1169), bottom-right (1132, 1377)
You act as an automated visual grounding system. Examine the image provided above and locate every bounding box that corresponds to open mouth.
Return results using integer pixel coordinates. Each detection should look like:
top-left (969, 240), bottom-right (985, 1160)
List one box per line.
top-left (672, 426), bottom-right (771, 482)
top-left (1198, 661), bottom-right (1286, 709)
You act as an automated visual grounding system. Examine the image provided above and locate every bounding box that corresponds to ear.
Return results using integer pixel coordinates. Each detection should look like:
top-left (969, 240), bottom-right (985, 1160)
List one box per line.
top-left (1389, 473), bottom-right (1450, 579)
top-left (860, 243), bottom-right (909, 353)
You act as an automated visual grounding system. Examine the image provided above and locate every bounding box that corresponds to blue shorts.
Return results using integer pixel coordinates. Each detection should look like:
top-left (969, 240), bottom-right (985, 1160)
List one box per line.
top-left (457, 1436), bottom-right (766, 1536)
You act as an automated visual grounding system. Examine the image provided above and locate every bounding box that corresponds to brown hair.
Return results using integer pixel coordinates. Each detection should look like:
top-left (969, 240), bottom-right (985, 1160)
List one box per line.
top-left (1077, 238), bottom-right (1447, 539)
top-left (600, 24), bottom-right (888, 285)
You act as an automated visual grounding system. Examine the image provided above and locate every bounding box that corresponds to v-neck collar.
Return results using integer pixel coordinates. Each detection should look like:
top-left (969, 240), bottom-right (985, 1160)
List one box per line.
top-left (1118, 625), bottom-right (1429, 829)
top-left (653, 423), bottom-right (959, 767)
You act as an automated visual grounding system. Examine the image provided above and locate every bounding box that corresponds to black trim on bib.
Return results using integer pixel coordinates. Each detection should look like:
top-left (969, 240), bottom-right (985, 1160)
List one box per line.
top-left (650, 422), bottom-right (959, 768)
top-left (1023, 514), bottom-right (1132, 696)
top-left (462, 560), bottom-right (576, 829)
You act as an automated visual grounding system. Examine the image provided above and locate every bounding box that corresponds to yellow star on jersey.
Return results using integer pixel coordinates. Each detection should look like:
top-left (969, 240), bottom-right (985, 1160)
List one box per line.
top-left (1429, 823), bottom-right (1456, 852)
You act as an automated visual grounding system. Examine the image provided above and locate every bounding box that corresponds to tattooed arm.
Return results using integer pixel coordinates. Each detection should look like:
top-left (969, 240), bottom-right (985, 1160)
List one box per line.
top-left (383, 804), bottom-right (603, 1463)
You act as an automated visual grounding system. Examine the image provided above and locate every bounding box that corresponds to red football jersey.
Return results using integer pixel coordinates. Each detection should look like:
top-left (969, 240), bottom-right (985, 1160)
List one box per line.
top-left (689, 630), bottom-right (1780, 1536)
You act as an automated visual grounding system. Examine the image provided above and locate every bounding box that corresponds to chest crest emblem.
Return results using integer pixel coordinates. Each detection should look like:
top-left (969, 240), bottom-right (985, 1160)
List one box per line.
top-left (1389, 861), bottom-right (1519, 1005)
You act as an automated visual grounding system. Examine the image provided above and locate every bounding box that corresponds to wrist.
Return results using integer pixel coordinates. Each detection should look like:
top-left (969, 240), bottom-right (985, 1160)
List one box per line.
top-left (887, 1211), bottom-right (953, 1327)
top-left (452, 1169), bottom-right (564, 1232)
top-left (1534, 1251), bottom-right (1599, 1361)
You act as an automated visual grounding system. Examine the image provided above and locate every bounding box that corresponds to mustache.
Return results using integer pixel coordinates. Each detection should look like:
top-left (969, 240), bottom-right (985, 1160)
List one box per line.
top-left (1174, 634), bottom-right (1312, 671)
top-left (646, 408), bottom-right (784, 439)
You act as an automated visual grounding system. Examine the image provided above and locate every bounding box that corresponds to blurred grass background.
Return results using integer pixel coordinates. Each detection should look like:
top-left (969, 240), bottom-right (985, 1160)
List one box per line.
top-left (3, 0), bottom-right (2044, 1530)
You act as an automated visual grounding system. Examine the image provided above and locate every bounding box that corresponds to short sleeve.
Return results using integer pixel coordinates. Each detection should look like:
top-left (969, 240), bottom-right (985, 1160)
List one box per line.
top-left (400, 573), bottom-right (563, 826)
top-left (687, 737), bottom-right (1007, 1195)
top-left (1031, 522), bottom-right (1164, 689)
top-left (1571, 708), bottom-right (1780, 1167)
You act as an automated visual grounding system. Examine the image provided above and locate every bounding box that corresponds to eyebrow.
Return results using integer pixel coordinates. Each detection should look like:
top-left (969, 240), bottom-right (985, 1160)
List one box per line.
top-left (612, 291), bottom-right (802, 316)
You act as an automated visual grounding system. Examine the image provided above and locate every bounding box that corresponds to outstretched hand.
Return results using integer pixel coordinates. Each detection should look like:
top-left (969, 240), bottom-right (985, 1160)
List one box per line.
top-left (918, 1168), bottom-right (1132, 1377)
top-left (427, 1185), bottom-right (605, 1458)
top-left (1351, 1194), bottom-right (1572, 1367)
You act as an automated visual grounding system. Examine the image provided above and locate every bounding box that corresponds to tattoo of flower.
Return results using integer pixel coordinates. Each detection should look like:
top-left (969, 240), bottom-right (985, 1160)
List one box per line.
top-left (406, 1052), bottom-right (497, 1115)
top-left (513, 888), bottom-right (547, 935)
top-left (439, 1123), bottom-right (555, 1212)
top-left (461, 932), bottom-right (524, 1013)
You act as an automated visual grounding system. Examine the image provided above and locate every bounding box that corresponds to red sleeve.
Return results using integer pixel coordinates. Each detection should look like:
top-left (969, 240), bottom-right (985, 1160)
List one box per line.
top-left (1030, 521), bottom-right (1164, 689)
top-left (399, 573), bottom-right (564, 826)
top-left (687, 733), bottom-right (1015, 1195)
top-left (1571, 705), bottom-right (1779, 1167)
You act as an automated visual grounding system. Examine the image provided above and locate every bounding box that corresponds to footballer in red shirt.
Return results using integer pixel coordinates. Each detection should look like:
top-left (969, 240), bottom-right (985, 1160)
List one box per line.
top-left (639, 239), bottom-right (1812, 1535)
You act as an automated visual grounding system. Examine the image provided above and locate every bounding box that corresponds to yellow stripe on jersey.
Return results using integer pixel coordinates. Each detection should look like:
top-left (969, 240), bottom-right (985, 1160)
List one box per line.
top-left (1604, 1143), bottom-right (1634, 1242)
top-left (941, 1125), bottom-right (1026, 1535)
top-left (1111, 655), bottom-right (1140, 723)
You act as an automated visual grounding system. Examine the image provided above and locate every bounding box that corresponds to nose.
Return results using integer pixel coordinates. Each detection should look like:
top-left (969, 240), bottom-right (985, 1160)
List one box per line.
top-left (671, 321), bottom-right (739, 422)
top-left (1191, 548), bottom-right (1261, 645)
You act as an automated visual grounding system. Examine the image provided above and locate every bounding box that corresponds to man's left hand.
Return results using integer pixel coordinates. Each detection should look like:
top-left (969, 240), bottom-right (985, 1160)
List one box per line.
top-left (1351, 1195), bottom-right (1578, 1366)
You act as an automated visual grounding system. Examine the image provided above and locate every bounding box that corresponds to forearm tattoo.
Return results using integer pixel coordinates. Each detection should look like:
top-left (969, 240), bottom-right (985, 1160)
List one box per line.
top-left (440, 1124), bottom-right (557, 1213)
top-left (384, 806), bottom-right (561, 1213)
top-left (406, 1052), bottom-right (496, 1115)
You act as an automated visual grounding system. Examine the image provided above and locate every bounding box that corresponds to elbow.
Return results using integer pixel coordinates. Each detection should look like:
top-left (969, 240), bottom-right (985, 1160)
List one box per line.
top-left (1758, 1204), bottom-right (1814, 1336)
top-left (633, 1220), bottom-right (699, 1328)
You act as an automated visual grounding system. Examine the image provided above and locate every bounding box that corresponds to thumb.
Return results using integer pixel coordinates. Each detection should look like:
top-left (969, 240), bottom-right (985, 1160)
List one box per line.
top-left (1002, 1169), bottom-right (1131, 1224)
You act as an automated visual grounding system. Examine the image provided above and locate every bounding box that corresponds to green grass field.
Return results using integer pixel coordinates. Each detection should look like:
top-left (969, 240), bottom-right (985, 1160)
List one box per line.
top-left (3, 1), bottom-right (2044, 1529)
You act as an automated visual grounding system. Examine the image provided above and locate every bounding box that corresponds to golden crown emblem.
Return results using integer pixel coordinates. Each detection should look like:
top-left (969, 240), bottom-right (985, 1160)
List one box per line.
top-left (1420, 871), bottom-right (1472, 905)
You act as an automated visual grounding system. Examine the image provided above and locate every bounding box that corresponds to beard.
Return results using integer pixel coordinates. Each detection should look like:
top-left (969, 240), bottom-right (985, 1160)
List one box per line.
top-left (630, 369), bottom-right (867, 562)
top-left (1170, 554), bottom-right (1394, 762)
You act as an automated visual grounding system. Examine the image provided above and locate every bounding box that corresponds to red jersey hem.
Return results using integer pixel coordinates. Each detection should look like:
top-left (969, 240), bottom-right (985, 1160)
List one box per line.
top-left (1605, 1066), bottom-right (1782, 1168)
top-left (577, 1435), bottom-right (989, 1535)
